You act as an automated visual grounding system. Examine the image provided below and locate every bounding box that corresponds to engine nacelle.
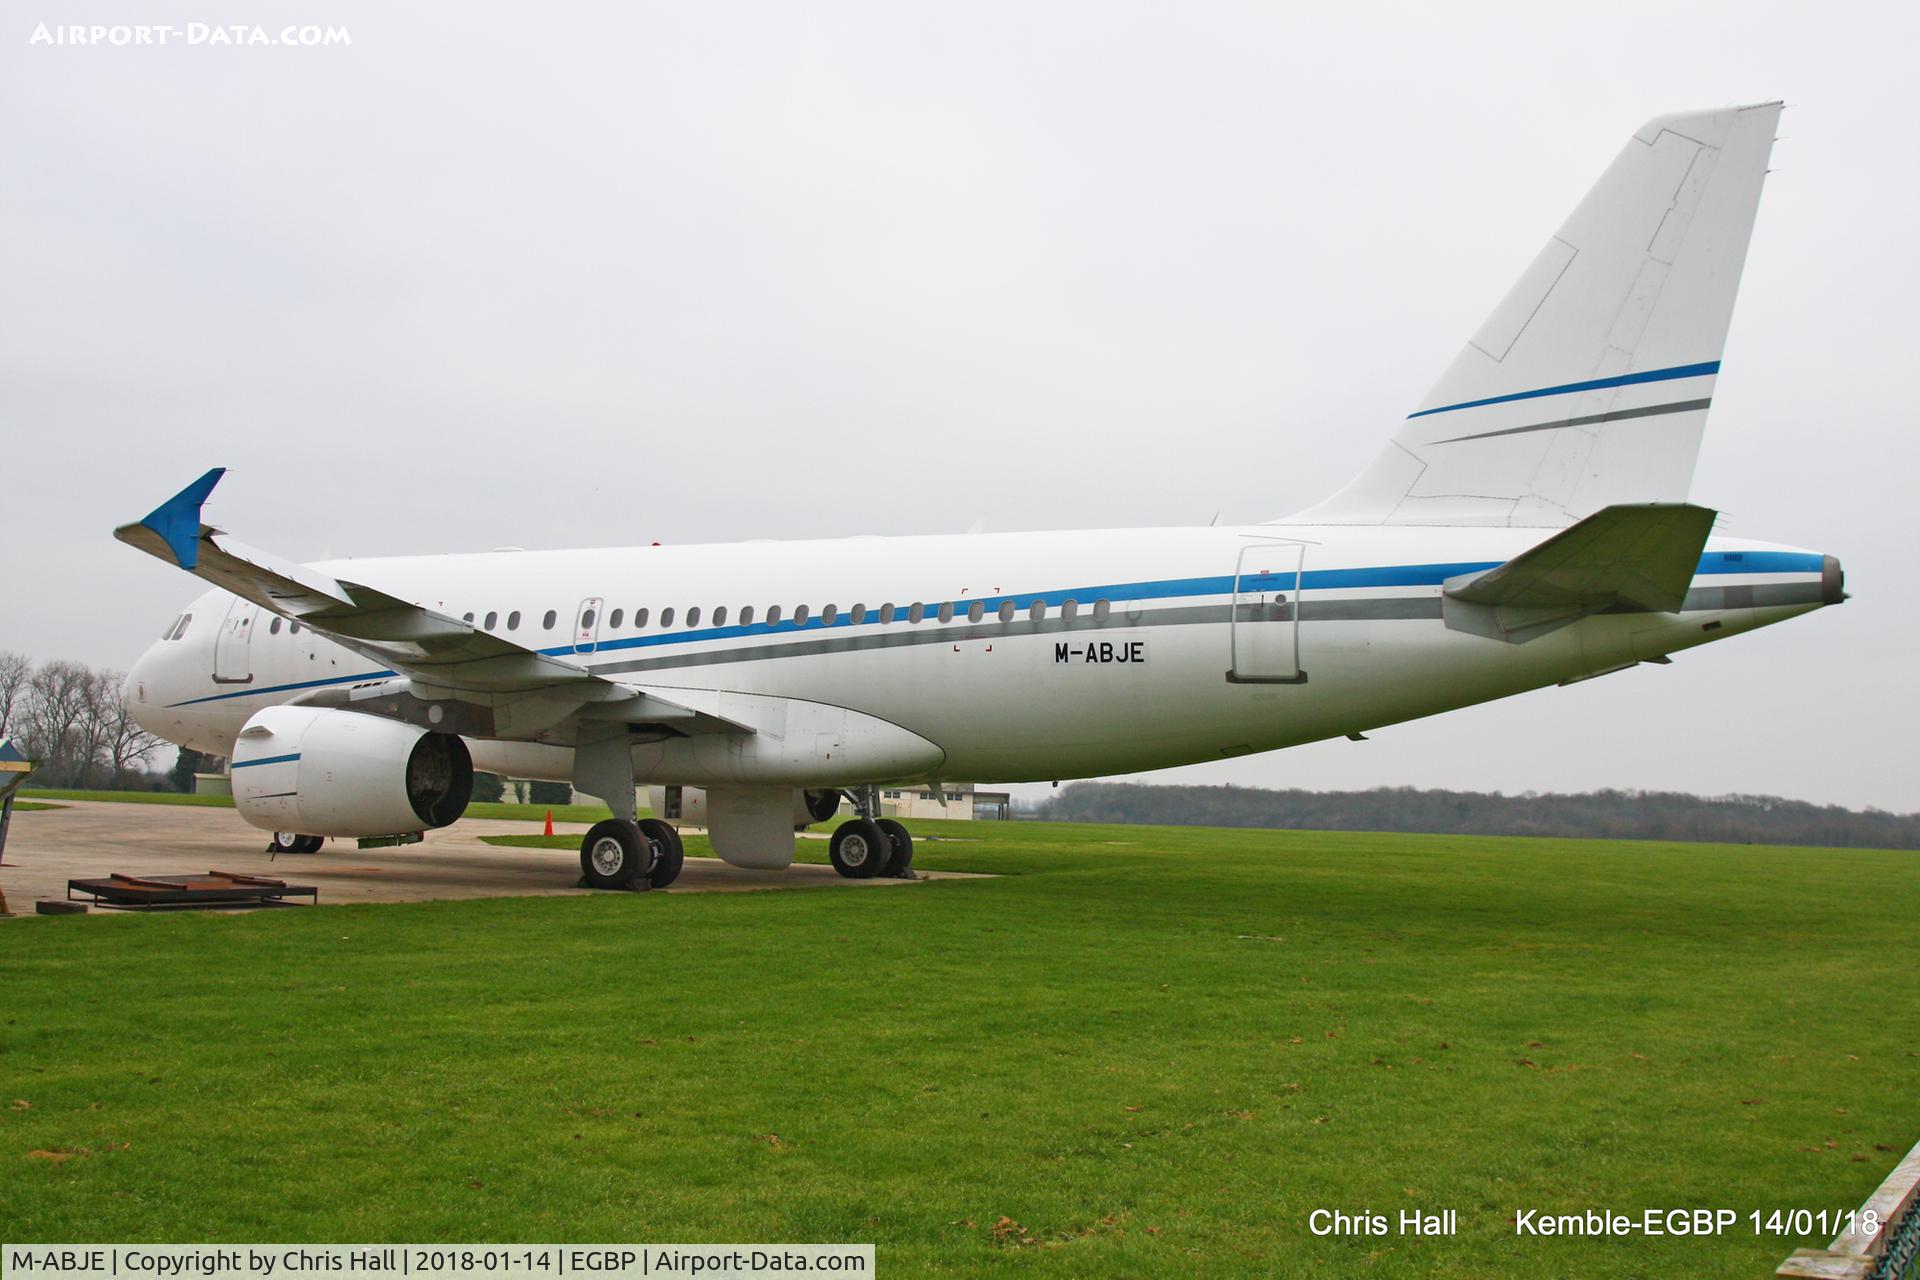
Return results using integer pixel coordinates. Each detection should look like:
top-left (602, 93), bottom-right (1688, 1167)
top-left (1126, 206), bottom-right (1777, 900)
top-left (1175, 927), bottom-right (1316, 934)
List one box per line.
top-left (647, 785), bottom-right (843, 830)
top-left (231, 705), bottom-right (473, 837)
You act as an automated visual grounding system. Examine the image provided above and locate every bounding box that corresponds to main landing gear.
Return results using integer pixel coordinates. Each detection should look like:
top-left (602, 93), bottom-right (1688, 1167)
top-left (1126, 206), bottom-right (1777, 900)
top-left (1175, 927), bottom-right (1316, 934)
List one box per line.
top-left (829, 786), bottom-right (916, 880)
top-left (269, 831), bottom-right (323, 854)
top-left (571, 731), bottom-right (683, 892)
top-left (579, 817), bottom-right (684, 891)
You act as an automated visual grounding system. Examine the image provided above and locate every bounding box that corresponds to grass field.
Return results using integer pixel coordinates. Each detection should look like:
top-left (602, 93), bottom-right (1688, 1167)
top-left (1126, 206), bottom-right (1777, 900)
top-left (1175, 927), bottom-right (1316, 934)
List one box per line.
top-left (3, 817), bottom-right (1915, 1276)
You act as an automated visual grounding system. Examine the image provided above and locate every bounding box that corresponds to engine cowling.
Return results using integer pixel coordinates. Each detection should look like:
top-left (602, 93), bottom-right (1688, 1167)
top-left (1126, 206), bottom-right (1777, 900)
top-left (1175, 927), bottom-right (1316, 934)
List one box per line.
top-left (231, 705), bottom-right (473, 837)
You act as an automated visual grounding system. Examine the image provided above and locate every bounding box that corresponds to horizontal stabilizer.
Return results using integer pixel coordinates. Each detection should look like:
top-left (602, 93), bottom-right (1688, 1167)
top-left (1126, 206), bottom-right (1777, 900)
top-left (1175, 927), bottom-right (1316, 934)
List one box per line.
top-left (1445, 503), bottom-right (1716, 614)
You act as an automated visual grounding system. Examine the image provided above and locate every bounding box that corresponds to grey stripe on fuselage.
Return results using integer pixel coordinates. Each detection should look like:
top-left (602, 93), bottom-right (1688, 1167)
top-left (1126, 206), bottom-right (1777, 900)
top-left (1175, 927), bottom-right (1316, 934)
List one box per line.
top-left (1430, 398), bottom-right (1712, 446)
top-left (582, 580), bottom-right (1824, 678)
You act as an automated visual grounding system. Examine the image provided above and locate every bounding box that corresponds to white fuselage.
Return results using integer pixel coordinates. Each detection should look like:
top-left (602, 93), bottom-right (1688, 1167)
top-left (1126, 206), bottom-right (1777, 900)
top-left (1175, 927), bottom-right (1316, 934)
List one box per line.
top-left (124, 523), bottom-right (1836, 788)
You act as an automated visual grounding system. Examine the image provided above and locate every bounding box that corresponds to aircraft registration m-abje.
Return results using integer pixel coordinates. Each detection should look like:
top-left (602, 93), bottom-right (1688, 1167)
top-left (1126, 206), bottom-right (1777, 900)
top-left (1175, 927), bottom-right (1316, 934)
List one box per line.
top-left (119, 102), bottom-right (1842, 889)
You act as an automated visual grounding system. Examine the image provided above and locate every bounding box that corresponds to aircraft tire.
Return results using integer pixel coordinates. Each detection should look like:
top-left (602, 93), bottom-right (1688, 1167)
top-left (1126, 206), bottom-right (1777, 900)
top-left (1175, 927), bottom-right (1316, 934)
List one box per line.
top-left (875, 818), bottom-right (914, 878)
top-left (580, 818), bottom-right (653, 890)
top-left (271, 831), bottom-right (323, 854)
top-left (830, 818), bottom-right (888, 879)
top-left (638, 818), bottom-right (684, 888)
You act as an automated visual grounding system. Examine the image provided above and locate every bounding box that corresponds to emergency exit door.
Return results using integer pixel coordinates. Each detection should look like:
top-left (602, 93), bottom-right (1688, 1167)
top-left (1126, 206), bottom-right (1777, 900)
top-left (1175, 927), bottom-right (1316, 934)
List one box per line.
top-left (1228, 540), bottom-right (1306, 684)
top-left (574, 597), bottom-right (604, 654)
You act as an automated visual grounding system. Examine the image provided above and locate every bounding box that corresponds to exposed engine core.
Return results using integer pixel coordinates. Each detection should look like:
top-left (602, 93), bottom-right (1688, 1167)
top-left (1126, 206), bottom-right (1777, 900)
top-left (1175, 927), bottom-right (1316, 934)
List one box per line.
top-left (230, 705), bottom-right (473, 837)
top-left (801, 788), bottom-right (843, 824)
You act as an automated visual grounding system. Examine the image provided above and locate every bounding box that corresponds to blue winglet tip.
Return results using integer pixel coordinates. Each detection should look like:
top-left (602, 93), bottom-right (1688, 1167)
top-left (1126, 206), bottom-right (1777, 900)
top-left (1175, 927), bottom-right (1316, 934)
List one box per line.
top-left (139, 467), bottom-right (226, 571)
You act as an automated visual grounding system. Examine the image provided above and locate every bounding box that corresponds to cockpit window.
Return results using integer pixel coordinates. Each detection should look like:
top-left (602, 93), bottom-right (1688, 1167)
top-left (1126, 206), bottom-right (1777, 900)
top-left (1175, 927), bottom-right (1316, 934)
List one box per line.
top-left (164, 613), bottom-right (193, 641)
top-left (160, 615), bottom-right (181, 640)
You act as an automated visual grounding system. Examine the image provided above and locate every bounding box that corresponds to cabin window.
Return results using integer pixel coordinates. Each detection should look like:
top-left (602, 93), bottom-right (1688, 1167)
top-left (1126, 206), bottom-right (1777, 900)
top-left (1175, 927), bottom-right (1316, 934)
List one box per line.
top-left (908, 602), bottom-right (925, 624)
top-left (507, 611), bottom-right (522, 630)
top-left (879, 603), bottom-right (895, 624)
top-left (998, 601), bottom-right (1015, 623)
top-left (1029, 600), bottom-right (1046, 622)
top-left (794, 604), bottom-right (811, 626)
top-left (484, 611), bottom-right (498, 629)
top-left (937, 602), bottom-right (955, 623)
top-left (1093, 599), bottom-right (1111, 622)
top-left (542, 610), bottom-right (556, 629)
top-left (967, 601), bottom-right (985, 623)
top-left (269, 617), bottom-right (283, 634)
top-left (740, 605), bottom-right (755, 625)
top-left (767, 605), bottom-right (782, 625)
top-left (686, 606), bottom-right (702, 627)
top-left (1061, 599), bottom-right (1078, 621)
top-left (634, 607), bottom-right (649, 628)
top-left (821, 604), bottom-right (838, 626)
top-left (850, 604), bottom-right (866, 624)
top-left (289, 622), bottom-right (301, 635)
top-left (609, 608), bottom-right (624, 629)
top-left (713, 606), bottom-right (728, 626)
top-left (580, 608), bottom-right (596, 630)
top-left (660, 607), bottom-right (675, 627)
top-left (462, 612), bottom-right (475, 624)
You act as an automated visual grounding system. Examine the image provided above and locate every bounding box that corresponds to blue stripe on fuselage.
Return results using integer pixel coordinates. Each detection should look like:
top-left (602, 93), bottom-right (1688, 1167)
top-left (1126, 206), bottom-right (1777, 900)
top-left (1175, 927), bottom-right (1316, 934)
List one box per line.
top-left (163, 549), bottom-right (1825, 708)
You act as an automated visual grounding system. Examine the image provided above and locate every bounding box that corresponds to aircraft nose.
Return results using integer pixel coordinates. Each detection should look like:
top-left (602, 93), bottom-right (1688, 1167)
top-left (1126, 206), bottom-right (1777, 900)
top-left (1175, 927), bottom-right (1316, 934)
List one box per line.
top-left (1821, 554), bottom-right (1847, 605)
top-left (123, 647), bottom-right (162, 730)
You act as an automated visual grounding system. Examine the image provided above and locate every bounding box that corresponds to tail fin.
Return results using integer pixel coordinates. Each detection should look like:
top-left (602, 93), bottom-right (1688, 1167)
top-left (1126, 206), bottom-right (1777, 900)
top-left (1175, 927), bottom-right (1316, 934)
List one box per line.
top-left (1287, 102), bottom-right (1782, 527)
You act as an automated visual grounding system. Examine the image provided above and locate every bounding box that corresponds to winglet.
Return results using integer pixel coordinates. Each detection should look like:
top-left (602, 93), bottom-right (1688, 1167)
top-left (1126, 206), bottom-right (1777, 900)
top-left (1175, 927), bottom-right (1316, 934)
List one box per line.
top-left (135, 467), bottom-right (226, 570)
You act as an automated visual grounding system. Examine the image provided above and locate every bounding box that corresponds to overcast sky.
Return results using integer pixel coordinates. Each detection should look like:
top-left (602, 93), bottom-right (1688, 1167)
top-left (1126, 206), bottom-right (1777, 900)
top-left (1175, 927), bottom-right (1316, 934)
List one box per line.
top-left (4, 1), bottom-right (1914, 810)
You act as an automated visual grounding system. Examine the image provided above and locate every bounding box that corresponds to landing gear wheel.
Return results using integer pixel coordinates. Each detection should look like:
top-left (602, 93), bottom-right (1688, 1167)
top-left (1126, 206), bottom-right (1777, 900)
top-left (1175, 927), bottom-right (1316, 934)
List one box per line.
top-left (875, 818), bottom-right (914, 878)
top-left (579, 818), bottom-right (653, 890)
top-left (271, 832), bottom-right (323, 854)
top-left (830, 818), bottom-right (889, 879)
top-left (638, 818), bottom-right (684, 888)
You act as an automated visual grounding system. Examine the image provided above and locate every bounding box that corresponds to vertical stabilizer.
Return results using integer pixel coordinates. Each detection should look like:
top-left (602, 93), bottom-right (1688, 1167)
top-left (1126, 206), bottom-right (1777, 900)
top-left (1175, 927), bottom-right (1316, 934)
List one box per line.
top-left (1285, 102), bottom-right (1781, 527)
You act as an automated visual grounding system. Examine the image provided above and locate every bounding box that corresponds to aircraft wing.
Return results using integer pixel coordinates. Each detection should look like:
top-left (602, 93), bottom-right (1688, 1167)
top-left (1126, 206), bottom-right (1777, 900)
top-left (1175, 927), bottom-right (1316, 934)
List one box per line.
top-left (1444, 502), bottom-right (1716, 614)
top-left (114, 468), bottom-right (748, 736)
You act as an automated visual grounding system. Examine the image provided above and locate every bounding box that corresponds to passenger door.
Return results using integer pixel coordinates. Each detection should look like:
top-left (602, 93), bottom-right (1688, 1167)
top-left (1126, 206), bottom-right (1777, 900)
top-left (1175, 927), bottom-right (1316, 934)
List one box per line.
top-left (213, 597), bottom-right (257, 684)
top-left (1228, 540), bottom-right (1306, 683)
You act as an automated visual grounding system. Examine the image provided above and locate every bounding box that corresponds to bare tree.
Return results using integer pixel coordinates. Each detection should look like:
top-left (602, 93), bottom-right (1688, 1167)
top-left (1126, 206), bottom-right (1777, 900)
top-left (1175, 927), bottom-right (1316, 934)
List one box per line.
top-left (0, 650), bottom-right (29, 740)
top-left (22, 660), bottom-right (96, 785)
top-left (71, 669), bottom-right (126, 788)
top-left (98, 669), bottom-right (163, 785)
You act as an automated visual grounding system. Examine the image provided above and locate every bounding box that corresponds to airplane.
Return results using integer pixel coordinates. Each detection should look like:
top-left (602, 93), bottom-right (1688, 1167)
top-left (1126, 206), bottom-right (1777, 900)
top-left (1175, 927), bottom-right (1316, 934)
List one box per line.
top-left (118, 101), bottom-right (1842, 890)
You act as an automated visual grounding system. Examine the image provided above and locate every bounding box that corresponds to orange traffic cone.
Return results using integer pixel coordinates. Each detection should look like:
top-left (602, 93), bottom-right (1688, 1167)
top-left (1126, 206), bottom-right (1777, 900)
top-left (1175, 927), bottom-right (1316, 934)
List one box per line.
top-left (543, 809), bottom-right (554, 837)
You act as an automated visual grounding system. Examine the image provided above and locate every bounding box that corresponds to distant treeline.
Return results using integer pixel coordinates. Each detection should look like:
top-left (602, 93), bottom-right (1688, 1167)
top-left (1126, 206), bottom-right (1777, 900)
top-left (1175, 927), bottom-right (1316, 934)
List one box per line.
top-left (1036, 782), bottom-right (1920, 850)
